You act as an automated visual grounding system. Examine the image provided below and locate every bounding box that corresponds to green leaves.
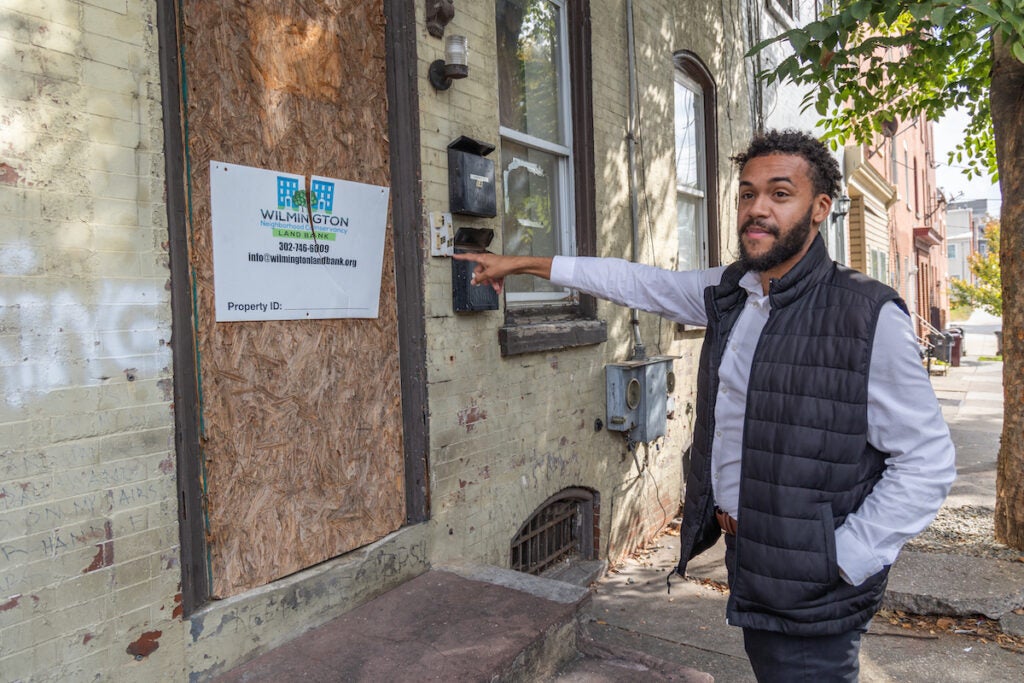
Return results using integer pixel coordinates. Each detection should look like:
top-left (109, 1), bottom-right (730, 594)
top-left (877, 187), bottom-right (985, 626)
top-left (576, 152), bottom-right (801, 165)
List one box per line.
top-left (746, 0), bottom-right (1006, 178)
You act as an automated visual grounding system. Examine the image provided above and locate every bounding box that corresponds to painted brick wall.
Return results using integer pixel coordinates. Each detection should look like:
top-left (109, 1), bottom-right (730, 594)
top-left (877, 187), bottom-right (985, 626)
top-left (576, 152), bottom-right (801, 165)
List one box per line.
top-left (419, 1), bottom-right (752, 571)
top-left (0, 1), bottom-right (185, 679)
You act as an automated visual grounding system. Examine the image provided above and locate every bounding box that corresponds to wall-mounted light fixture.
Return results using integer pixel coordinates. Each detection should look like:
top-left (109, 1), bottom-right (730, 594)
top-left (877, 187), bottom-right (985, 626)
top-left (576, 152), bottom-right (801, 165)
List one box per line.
top-left (832, 195), bottom-right (851, 224)
top-left (429, 35), bottom-right (468, 91)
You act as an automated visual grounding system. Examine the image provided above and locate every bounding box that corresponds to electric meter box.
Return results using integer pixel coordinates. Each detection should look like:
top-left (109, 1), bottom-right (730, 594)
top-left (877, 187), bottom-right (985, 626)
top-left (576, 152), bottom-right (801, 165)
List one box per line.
top-left (448, 136), bottom-right (497, 217)
top-left (452, 227), bottom-right (499, 313)
top-left (605, 356), bottom-right (676, 443)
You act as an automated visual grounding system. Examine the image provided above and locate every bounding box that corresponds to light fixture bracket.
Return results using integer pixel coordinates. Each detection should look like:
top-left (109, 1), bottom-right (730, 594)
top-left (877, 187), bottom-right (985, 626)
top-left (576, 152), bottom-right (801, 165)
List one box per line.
top-left (429, 59), bottom-right (452, 90)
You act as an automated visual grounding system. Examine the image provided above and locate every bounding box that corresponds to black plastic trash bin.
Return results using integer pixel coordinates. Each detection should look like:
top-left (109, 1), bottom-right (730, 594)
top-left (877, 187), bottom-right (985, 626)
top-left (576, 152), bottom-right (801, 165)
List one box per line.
top-left (945, 330), bottom-right (962, 367)
top-left (927, 332), bottom-right (951, 363)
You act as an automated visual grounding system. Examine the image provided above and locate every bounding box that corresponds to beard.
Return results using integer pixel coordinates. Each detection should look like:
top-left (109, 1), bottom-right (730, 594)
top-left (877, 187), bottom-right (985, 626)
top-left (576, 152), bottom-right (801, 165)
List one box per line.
top-left (738, 205), bottom-right (814, 273)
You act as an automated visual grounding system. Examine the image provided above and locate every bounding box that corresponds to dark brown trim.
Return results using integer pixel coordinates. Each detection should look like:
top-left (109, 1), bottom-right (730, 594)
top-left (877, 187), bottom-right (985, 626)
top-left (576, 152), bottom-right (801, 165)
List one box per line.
top-left (568, 0), bottom-right (597, 312)
top-left (499, 319), bottom-right (607, 357)
top-left (674, 50), bottom-right (721, 267)
top-left (385, 0), bottom-right (430, 523)
top-left (156, 0), bottom-right (208, 616)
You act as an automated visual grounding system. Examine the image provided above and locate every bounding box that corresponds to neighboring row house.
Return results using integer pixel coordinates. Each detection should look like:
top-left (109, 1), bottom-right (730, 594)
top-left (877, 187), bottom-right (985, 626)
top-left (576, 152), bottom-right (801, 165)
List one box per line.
top-left (0, 0), bottom-right (949, 679)
top-left (947, 198), bottom-right (1000, 285)
top-left (846, 114), bottom-right (949, 336)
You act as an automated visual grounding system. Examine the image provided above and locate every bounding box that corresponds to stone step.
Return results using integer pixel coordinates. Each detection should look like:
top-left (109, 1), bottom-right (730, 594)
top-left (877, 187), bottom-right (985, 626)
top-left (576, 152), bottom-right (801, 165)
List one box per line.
top-left (213, 564), bottom-right (591, 682)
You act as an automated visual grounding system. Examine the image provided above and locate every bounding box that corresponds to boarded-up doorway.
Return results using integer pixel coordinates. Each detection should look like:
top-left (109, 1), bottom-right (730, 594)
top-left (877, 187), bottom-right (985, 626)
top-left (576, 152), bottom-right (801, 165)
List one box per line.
top-left (175, 0), bottom-right (408, 598)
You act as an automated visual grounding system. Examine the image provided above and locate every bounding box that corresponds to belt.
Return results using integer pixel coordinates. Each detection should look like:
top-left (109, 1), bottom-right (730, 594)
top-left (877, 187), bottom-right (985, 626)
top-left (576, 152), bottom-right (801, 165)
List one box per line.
top-left (715, 507), bottom-right (737, 536)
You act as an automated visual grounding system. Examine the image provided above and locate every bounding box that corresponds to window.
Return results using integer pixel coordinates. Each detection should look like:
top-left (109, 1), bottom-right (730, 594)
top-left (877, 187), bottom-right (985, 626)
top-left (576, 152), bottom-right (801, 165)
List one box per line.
top-left (869, 248), bottom-right (889, 284)
top-left (495, 0), bottom-right (603, 355)
top-left (904, 147), bottom-right (911, 209)
top-left (673, 52), bottom-right (719, 271)
top-left (947, 243), bottom-right (956, 258)
top-left (890, 138), bottom-right (898, 189)
top-left (496, 0), bottom-right (574, 305)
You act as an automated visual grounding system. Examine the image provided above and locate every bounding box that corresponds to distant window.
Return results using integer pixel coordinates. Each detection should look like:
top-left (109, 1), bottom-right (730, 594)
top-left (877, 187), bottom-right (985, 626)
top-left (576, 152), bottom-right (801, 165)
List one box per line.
top-left (947, 243), bottom-right (956, 258)
top-left (673, 52), bottom-right (719, 270)
top-left (905, 148), bottom-right (911, 209)
top-left (869, 248), bottom-right (889, 284)
top-left (770, 0), bottom-right (799, 22)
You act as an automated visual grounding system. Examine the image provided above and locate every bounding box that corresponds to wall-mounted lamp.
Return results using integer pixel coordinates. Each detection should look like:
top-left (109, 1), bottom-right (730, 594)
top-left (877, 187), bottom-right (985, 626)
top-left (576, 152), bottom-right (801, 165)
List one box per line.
top-left (832, 195), bottom-right (851, 225)
top-left (429, 35), bottom-right (468, 91)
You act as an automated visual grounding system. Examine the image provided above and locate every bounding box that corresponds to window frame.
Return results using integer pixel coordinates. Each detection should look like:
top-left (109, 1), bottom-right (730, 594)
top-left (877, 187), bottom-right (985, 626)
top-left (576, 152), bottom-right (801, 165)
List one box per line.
top-left (497, 0), bottom-right (576, 307)
top-left (673, 50), bottom-right (720, 270)
top-left (497, 0), bottom-right (605, 356)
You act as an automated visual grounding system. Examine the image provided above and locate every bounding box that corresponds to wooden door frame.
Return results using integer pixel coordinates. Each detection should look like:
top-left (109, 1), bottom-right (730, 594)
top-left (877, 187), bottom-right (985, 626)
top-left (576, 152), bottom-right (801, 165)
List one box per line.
top-left (156, 0), bottom-right (428, 616)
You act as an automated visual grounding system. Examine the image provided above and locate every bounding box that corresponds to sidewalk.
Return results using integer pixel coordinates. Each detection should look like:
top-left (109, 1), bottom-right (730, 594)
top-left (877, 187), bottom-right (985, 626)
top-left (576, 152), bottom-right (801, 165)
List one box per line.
top-left (572, 331), bottom-right (1024, 681)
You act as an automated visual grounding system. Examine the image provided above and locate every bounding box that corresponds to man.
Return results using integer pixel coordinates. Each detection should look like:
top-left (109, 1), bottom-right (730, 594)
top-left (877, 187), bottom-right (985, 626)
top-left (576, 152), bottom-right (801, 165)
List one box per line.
top-left (456, 129), bottom-right (956, 681)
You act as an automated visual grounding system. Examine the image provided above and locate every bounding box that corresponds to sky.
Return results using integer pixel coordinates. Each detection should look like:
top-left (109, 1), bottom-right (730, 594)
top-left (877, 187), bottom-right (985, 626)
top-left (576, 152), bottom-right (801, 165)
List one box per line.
top-left (932, 107), bottom-right (1003, 208)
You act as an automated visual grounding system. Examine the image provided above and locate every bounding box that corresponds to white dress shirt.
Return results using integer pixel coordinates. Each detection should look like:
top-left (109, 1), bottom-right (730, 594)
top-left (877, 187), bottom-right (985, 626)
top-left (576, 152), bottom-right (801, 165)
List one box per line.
top-left (550, 255), bottom-right (956, 586)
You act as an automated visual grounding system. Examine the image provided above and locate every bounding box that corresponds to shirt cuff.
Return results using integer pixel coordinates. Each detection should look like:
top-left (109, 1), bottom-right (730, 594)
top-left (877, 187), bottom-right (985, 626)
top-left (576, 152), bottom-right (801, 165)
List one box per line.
top-left (548, 255), bottom-right (575, 288)
top-left (835, 524), bottom-right (886, 586)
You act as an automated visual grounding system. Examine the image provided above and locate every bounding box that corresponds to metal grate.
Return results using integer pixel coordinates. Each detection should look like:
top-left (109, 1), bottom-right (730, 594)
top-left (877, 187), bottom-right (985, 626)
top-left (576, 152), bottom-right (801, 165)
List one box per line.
top-left (511, 490), bottom-right (595, 576)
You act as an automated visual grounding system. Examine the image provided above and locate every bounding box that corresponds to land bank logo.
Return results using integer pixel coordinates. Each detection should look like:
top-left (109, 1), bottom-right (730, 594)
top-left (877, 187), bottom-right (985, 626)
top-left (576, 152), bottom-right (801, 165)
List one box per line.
top-left (259, 176), bottom-right (350, 239)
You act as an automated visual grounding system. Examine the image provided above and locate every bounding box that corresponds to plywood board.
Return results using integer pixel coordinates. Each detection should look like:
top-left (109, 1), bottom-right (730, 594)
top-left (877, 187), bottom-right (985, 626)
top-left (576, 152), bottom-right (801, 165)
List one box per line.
top-left (181, 0), bottom-right (405, 597)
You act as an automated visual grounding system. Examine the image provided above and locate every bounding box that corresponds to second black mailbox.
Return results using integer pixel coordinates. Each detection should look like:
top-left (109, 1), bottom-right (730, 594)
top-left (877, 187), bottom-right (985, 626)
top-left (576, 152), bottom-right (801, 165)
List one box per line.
top-left (448, 136), bottom-right (496, 217)
top-left (452, 227), bottom-right (499, 313)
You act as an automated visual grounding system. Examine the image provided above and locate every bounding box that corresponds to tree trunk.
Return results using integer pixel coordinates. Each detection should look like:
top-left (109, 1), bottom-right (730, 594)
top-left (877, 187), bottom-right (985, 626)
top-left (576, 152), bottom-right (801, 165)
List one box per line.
top-left (992, 34), bottom-right (1024, 550)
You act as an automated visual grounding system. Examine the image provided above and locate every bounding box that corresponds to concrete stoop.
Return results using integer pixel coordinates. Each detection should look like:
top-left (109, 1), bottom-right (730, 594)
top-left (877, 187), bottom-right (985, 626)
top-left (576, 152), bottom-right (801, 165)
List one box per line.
top-left (212, 561), bottom-right (716, 682)
top-left (209, 563), bottom-right (591, 682)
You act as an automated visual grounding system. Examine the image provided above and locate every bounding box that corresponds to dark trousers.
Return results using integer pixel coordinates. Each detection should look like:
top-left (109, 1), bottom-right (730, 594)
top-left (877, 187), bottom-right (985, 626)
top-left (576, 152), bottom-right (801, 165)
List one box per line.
top-left (723, 533), bottom-right (864, 683)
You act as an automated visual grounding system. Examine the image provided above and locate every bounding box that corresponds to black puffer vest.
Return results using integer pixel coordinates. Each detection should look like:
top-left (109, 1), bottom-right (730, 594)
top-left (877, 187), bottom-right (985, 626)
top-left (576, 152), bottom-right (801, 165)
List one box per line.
top-left (675, 234), bottom-right (906, 635)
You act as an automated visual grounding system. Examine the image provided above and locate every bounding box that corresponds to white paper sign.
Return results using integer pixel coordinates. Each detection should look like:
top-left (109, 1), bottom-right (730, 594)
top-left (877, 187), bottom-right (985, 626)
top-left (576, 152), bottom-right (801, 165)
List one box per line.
top-left (210, 161), bottom-right (390, 321)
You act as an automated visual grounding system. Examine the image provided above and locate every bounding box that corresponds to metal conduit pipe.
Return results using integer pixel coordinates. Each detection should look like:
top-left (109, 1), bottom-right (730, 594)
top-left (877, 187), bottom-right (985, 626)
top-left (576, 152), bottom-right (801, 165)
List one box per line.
top-left (625, 0), bottom-right (646, 361)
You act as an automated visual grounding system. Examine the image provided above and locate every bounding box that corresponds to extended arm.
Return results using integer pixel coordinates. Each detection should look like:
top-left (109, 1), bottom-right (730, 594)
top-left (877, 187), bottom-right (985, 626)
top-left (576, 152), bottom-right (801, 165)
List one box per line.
top-left (451, 252), bottom-right (552, 294)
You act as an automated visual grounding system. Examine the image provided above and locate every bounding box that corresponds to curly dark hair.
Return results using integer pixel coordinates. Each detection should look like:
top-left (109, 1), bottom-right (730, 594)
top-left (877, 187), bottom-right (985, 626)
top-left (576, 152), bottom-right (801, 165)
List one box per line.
top-left (731, 129), bottom-right (843, 199)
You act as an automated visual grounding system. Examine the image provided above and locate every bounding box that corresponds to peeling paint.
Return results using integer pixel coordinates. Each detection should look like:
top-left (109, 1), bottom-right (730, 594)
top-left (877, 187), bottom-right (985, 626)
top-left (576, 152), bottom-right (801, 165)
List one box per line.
top-left (126, 629), bottom-right (162, 659)
top-left (0, 162), bottom-right (22, 185)
top-left (190, 614), bottom-right (205, 642)
top-left (172, 593), bottom-right (183, 620)
top-left (82, 520), bottom-right (114, 573)
top-left (157, 377), bottom-right (174, 401)
top-left (457, 403), bottom-right (487, 432)
top-left (0, 594), bottom-right (20, 611)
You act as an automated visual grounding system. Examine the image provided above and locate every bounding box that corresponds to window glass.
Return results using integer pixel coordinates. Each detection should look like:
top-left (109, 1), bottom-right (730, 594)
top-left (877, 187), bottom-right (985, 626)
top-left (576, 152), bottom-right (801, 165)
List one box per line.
top-left (496, 0), bottom-right (564, 143)
top-left (496, 0), bottom-right (573, 305)
top-left (674, 70), bottom-right (707, 271)
top-left (501, 141), bottom-right (565, 297)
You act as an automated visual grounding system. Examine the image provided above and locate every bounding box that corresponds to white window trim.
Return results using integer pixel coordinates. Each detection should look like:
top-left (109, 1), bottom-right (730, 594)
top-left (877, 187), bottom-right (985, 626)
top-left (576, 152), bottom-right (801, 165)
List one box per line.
top-left (674, 69), bottom-right (709, 270)
top-left (499, 0), bottom-right (576, 306)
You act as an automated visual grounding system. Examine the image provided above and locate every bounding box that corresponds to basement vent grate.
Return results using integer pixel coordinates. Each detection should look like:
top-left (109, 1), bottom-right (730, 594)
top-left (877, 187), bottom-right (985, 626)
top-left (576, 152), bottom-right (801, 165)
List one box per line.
top-left (511, 488), bottom-right (595, 576)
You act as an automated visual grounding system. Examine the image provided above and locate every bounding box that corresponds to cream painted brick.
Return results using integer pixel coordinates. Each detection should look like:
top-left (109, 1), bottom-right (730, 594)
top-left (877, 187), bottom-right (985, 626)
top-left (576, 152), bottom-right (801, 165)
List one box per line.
top-left (0, 448), bottom-right (49, 481)
top-left (6, 1), bottom-right (83, 29)
top-left (83, 89), bottom-right (138, 123)
top-left (1, 491), bottom-right (109, 540)
top-left (84, 114), bottom-right (141, 148)
top-left (0, 66), bottom-right (37, 100)
top-left (0, 640), bottom-right (60, 682)
top-left (0, 474), bottom-right (51, 514)
top-left (51, 458), bottom-right (147, 502)
top-left (81, 57), bottom-right (144, 96)
top-left (0, 35), bottom-right (80, 80)
top-left (81, 2), bottom-right (147, 44)
top-left (81, 30), bottom-right (147, 70)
